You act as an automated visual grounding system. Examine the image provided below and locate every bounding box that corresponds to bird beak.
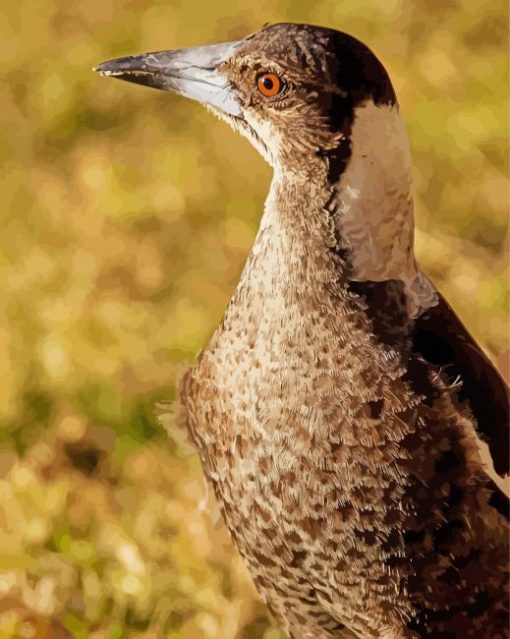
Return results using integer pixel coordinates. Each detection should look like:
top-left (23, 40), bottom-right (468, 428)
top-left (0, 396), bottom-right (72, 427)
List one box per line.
top-left (94, 41), bottom-right (243, 117)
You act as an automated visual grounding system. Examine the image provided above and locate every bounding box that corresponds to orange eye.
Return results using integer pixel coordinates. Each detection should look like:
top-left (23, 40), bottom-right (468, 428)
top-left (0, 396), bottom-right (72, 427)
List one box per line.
top-left (256, 72), bottom-right (284, 97)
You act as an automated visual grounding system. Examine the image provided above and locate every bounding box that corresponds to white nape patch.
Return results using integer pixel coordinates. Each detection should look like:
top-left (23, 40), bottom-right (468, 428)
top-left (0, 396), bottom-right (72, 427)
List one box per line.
top-left (334, 100), bottom-right (438, 315)
top-left (335, 101), bottom-right (415, 282)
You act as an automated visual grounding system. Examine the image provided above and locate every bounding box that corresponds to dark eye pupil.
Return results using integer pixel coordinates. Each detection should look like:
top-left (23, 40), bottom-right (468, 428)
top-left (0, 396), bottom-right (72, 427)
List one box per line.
top-left (263, 77), bottom-right (274, 90)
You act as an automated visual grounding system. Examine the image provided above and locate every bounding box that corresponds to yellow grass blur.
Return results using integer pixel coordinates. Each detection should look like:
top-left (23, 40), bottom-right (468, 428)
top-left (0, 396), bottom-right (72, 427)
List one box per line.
top-left (1, 1), bottom-right (508, 637)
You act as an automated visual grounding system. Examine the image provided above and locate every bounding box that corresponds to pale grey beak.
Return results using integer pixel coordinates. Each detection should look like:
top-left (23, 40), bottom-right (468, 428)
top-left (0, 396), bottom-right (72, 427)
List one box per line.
top-left (94, 41), bottom-right (243, 117)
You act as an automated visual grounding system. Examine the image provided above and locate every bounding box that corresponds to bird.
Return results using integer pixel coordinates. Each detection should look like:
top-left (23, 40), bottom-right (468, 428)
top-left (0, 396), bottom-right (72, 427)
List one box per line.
top-left (95, 23), bottom-right (509, 639)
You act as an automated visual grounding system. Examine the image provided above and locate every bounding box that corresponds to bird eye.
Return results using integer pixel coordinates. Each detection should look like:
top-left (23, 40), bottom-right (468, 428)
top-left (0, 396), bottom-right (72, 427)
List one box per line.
top-left (256, 72), bottom-right (284, 97)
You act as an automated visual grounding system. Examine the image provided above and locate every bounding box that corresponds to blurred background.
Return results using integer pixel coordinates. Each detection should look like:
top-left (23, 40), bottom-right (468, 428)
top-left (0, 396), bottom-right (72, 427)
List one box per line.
top-left (1, 0), bottom-right (508, 637)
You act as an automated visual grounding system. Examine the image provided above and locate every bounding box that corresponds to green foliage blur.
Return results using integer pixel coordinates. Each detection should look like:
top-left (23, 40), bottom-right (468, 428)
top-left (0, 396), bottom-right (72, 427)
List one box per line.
top-left (1, 0), bottom-right (508, 637)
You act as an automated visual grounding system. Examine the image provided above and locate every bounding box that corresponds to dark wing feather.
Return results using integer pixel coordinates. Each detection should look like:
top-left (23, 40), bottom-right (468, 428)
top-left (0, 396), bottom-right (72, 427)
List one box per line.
top-left (412, 291), bottom-right (509, 477)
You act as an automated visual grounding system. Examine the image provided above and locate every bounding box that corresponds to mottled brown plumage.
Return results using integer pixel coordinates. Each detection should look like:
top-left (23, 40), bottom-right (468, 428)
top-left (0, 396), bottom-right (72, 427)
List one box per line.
top-left (96, 23), bottom-right (509, 639)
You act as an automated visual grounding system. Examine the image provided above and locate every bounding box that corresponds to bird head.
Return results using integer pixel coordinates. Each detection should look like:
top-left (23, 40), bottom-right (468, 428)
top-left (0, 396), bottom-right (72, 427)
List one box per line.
top-left (96, 23), bottom-right (431, 296)
top-left (95, 23), bottom-right (396, 178)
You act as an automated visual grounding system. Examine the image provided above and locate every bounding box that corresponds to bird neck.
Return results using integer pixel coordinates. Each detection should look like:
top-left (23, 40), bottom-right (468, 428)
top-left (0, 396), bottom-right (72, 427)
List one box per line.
top-left (250, 100), bottom-right (419, 284)
top-left (244, 101), bottom-right (437, 317)
top-left (236, 175), bottom-right (350, 306)
top-left (237, 138), bottom-right (436, 322)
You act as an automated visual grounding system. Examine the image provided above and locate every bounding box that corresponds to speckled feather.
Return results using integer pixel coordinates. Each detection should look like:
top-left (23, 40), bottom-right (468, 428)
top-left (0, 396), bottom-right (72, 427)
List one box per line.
top-left (96, 22), bottom-right (510, 639)
top-left (178, 24), bottom-right (509, 639)
top-left (181, 176), bottom-right (508, 638)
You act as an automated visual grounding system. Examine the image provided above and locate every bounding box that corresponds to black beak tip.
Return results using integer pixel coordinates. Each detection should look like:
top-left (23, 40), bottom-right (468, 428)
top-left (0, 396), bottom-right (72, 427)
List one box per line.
top-left (94, 60), bottom-right (120, 76)
top-left (94, 56), bottom-right (142, 77)
top-left (92, 57), bottom-right (167, 91)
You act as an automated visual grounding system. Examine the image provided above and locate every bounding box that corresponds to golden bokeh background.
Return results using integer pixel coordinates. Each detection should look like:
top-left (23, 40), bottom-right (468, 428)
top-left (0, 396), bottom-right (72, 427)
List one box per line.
top-left (1, 1), bottom-right (508, 637)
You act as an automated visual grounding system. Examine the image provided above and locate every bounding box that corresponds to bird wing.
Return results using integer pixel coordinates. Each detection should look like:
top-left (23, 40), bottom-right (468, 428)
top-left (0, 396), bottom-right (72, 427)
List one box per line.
top-left (412, 290), bottom-right (509, 478)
